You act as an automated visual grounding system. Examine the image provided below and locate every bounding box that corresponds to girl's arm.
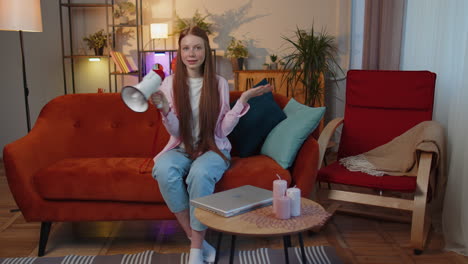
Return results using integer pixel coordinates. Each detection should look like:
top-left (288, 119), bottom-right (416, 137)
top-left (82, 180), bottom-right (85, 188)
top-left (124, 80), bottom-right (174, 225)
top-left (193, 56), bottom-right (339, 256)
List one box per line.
top-left (152, 76), bottom-right (180, 137)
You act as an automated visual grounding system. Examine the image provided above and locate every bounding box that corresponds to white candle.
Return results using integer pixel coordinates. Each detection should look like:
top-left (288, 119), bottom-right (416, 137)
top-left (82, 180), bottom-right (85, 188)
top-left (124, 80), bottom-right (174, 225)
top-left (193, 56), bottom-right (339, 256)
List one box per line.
top-left (273, 174), bottom-right (287, 214)
top-left (287, 186), bottom-right (301, 217)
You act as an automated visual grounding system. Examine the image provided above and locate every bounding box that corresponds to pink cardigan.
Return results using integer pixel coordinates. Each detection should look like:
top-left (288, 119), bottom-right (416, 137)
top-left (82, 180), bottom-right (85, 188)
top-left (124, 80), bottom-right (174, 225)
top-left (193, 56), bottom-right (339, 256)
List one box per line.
top-left (153, 75), bottom-right (249, 162)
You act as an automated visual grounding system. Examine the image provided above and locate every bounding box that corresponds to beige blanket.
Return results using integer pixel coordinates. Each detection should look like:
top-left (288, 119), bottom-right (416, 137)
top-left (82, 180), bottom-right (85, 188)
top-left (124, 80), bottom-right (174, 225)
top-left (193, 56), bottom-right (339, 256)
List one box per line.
top-left (339, 121), bottom-right (446, 195)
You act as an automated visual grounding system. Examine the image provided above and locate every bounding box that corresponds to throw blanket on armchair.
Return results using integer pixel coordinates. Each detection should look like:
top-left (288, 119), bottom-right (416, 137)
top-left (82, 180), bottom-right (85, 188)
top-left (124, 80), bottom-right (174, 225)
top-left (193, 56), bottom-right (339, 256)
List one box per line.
top-left (339, 121), bottom-right (446, 195)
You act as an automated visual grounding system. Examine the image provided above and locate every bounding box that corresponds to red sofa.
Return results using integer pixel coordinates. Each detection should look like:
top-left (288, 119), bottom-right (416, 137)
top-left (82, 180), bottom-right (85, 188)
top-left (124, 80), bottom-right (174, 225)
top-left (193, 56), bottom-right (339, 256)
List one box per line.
top-left (3, 91), bottom-right (320, 256)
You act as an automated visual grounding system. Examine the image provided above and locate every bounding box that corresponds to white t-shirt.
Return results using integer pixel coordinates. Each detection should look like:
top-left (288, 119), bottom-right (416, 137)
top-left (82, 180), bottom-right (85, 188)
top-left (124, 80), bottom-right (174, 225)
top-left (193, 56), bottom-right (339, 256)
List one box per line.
top-left (180, 77), bottom-right (203, 150)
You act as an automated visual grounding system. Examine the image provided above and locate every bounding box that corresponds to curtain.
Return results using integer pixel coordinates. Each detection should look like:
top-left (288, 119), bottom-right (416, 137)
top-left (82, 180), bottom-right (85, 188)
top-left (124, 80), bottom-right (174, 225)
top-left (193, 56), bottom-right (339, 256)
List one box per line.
top-left (442, 31), bottom-right (468, 255)
top-left (362, 0), bottom-right (405, 70)
top-left (401, 0), bottom-right (468, 256)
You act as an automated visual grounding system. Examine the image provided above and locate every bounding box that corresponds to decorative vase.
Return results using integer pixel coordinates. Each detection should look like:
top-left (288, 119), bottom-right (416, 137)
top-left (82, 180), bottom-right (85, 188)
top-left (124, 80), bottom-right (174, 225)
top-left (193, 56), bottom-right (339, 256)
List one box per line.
top-left (119, 16), bottom-right (129, 25)
top-left (231, 58), bottom-right (244, 71)
top-left (94, 47), bottom-right (104, 56)
top-left (237, 58), bottom-right (244, 70)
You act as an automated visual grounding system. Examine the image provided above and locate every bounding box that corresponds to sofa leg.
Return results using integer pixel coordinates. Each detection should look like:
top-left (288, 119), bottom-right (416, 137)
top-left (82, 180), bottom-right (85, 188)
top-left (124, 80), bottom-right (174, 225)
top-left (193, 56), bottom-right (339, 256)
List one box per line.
top-left (38, 222), bottom-right (52, 257)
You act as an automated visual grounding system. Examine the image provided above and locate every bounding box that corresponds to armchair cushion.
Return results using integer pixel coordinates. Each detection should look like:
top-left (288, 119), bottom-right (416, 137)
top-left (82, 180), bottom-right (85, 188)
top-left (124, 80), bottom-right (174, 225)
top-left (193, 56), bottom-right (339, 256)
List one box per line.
top-left (318, 161), bottom-right (416, 192)
top-left (261, 98), bottom-right (325, 168)
top-left (229, 84), bottom-right (286, 157)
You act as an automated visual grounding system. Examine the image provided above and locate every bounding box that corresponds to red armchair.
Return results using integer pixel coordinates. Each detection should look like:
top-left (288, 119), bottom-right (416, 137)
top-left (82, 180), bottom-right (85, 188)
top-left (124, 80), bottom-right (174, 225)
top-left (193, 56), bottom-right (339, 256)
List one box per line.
top-left (316, 70), bottom-right (438, 254)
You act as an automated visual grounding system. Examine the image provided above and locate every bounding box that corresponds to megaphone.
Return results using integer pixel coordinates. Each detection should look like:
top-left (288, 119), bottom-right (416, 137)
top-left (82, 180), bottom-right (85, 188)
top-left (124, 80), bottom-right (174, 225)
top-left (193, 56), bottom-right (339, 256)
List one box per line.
top-left (121, 68), bottom-right (165, 112)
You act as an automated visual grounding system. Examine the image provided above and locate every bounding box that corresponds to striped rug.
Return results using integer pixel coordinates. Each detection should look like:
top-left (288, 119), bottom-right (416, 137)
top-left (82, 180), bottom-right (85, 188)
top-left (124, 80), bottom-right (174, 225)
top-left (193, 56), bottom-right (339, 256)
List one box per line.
top-left (0, 246), bottom-right (342, 264)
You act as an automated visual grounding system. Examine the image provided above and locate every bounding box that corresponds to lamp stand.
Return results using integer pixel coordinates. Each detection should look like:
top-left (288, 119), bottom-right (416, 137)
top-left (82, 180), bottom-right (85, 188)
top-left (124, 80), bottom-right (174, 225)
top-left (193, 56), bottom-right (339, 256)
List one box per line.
top-left (151, 39), bottom-right (167, 51)
top-left (19, 30), bottom-right (31, 132)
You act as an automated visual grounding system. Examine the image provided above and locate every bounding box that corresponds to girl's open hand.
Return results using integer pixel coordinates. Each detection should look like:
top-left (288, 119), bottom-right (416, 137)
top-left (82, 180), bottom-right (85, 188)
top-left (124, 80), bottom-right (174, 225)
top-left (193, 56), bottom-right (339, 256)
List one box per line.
top-left (239, 84), bottom-right (273, 104)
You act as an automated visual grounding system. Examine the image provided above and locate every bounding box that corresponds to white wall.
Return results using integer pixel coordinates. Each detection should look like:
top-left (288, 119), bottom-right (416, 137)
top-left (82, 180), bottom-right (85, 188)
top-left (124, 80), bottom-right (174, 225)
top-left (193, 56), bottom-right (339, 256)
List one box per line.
top-left (171, 0), bottom-right (351, 84)
top-left (0, 0), bottom-right (63, 155)
top-left (0, 0), bottom-right (352, 155)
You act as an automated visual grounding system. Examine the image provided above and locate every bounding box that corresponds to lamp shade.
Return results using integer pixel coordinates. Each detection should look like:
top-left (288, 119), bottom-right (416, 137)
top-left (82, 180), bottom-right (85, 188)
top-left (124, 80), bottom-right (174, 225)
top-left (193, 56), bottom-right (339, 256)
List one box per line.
top-left (150, 23), bottom-right (168, 39)
top-left (0, 0), bottom-right (43, 32)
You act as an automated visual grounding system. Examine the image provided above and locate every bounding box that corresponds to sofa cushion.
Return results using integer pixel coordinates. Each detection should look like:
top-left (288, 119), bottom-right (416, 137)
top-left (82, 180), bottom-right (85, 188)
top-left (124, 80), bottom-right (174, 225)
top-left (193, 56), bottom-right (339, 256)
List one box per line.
top-left (34, 156), bottom-right (290, 203)
top-left (261, 99), bottom-right (325, 169)
top-left (228, 81), bottom-right (287, 157)
top-left (34, 158), bottom-right (164, 203)
top-left (216, 155), bottom-right (292, 192)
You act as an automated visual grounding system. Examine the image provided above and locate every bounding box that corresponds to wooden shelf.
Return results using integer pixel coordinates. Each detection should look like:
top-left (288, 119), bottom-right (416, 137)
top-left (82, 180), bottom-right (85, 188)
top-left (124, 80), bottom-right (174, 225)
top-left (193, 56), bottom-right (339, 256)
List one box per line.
top-left (110, 24), bottom-right (138, 28)
top-left (64, 55), bottom-right (108, 58)
top-left (234, 69), bottom-right (288, 74)
top-left (60, 0), bottom-right (144, 94)
top-left (61, 4), bottom-right (112, 8)
top-left (142, 49), bottom-right (178, 53)
top-left (110, 71), bottom-right (139, 76)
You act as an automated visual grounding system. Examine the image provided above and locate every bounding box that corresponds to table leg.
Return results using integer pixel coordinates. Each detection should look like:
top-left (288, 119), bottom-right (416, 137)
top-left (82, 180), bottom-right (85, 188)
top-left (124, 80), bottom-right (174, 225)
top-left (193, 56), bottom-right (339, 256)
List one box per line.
top-left (283, 235), bottom-right (291, 264)
top-left (298, 232), bottom-right (306, 263)
top-left (229, 235), bottom-right (236, 264)
top-left (284, 235), bottom-right (292, 247)
top-left (214, 232), bottom-right (222, 264)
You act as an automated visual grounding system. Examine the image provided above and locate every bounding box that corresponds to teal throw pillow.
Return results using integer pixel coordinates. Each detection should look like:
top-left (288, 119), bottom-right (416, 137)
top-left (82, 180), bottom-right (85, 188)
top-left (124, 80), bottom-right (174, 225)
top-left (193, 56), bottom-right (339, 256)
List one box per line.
top-left (261, 98), bottom-right (325, 168)
top-left (229, 79), bottom-right (286, 157)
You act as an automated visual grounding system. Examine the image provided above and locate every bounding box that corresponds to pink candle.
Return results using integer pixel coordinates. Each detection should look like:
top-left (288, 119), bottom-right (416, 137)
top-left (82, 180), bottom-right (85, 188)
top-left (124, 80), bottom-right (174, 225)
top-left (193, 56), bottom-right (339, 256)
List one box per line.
top-left (273, 174), bottom-right (287, 214)
top-left (275, 195), bottom-right (291, 219)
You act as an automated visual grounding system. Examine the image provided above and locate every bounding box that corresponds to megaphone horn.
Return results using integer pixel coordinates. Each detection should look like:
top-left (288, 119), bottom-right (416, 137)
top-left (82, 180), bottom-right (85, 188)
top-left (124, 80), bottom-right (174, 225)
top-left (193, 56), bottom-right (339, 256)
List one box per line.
top-left (121, 69), bottom-right (164, 112)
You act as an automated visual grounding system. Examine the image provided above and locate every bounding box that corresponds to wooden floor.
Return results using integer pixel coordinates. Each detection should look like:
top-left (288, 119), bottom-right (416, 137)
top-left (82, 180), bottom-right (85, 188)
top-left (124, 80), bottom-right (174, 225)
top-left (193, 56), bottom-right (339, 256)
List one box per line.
top-left (1, 160), bottom-right (467, 263)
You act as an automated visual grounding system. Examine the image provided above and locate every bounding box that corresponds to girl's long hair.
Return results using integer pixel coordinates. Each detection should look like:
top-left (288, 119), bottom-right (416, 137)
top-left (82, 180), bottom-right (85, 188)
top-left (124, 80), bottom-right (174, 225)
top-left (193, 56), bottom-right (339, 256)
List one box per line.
top-left (173, 26), bottom-right (227, 161)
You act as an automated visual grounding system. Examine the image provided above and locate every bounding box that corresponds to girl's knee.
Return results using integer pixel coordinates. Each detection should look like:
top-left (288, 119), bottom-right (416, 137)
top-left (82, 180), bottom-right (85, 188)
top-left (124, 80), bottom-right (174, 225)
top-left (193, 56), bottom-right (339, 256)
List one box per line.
top-left (153, 150), bottom-right (190, 181)
top-left (185, 165), bottom-right (216, 186)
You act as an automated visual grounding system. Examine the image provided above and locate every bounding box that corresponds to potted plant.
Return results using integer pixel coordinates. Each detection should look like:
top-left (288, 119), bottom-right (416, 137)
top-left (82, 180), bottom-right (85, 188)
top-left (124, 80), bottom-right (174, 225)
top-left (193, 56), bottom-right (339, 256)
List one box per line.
top-left (113, 1), bottom-right (136, 25)
top-left (278, 60), bottom-right (286, 70)
top-left (282, 25), bottom-right (343, 106)
top-left (174, 9), bottom-right (213, 35)
top-left (83, 29), bottom-right (108, 56)
top-left (226, 37), bottom-right (249, 71)
top-left (269, 54), bottom-right (278, 70)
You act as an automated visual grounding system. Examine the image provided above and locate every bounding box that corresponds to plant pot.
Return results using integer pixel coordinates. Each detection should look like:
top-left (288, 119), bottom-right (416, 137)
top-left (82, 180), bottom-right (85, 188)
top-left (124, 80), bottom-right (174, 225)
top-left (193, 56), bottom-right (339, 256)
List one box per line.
top-left (270, 63), bottom-right (278, 70)
top-left (119, 16), bottom-right (129, 25)
top-left (237, 58), bottom-right (245, 70)
top-left (262, 64), bottom-right (269, 70)
top-left (231, 58), bottom-right (245, 71)
top-left (94, 47), bottom-right (104, 56)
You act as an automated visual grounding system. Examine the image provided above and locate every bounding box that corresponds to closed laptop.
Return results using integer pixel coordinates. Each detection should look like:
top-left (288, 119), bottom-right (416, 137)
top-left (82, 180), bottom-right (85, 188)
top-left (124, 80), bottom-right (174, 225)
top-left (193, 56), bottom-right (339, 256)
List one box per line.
top-left (190, 185), bottom-right (273, 217)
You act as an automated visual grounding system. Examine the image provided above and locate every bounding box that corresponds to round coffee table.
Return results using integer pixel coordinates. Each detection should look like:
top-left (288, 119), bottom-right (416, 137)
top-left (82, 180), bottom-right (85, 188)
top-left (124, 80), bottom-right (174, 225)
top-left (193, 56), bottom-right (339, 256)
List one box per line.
top-left (194, 197), bottom-right (331, 264)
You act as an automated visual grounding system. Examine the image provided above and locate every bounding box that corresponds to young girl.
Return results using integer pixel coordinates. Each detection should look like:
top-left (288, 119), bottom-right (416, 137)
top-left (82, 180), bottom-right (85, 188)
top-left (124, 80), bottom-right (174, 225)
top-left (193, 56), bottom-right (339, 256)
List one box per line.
top-left (150, 26), bottom-right (271, 264)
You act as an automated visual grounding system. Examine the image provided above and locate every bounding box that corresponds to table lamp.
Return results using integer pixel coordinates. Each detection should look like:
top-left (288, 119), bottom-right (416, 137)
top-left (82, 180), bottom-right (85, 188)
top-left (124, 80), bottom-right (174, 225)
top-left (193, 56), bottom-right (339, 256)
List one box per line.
top-left (150, 23), bottom-right (168, 50)
top-left (0, 0), bottom-right (43, 132)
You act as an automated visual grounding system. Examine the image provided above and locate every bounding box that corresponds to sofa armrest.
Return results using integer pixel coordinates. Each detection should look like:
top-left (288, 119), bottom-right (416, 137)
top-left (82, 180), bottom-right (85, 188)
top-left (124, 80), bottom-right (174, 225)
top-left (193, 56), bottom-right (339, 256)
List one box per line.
top-left (3, 116), bottom-right (73, 219)
top-left (290, 134), bottom-right (320, 198)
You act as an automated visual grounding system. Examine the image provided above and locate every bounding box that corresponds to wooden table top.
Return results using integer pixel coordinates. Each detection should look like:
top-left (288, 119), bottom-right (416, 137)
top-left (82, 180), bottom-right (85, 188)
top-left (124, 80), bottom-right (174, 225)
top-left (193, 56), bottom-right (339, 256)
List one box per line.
top-left (194, 198), bottom-right (331, 237)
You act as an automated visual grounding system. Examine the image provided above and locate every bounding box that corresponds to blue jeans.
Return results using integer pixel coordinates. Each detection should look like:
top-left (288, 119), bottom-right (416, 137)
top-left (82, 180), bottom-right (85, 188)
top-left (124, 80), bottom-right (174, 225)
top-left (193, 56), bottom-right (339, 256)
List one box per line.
top-left (152, 148), bottom-right (231, 231)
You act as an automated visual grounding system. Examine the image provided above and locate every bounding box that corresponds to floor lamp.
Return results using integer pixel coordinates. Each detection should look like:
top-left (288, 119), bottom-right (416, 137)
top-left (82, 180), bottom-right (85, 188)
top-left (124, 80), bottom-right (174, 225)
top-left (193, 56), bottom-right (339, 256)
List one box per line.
top-left (0, 0), bottom-right (43, 132)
